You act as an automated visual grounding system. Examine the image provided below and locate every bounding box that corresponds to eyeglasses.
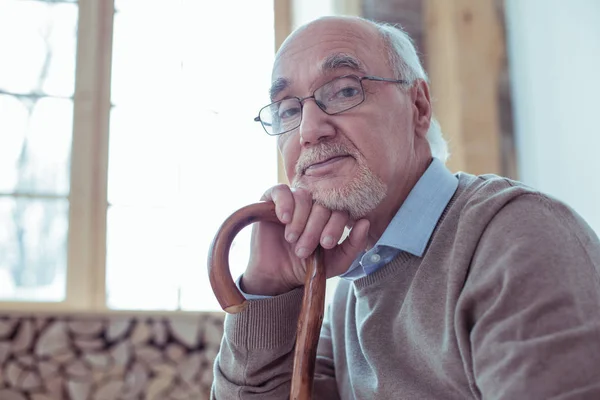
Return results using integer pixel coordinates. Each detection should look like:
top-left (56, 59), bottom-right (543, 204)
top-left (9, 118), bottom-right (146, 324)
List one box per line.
top-left (254, 74), bottom-right (407, 136)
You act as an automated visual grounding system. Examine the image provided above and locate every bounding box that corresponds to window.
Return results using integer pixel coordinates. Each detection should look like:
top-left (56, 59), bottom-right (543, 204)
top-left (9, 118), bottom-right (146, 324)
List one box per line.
top-left (106, 0), bottom-right (277, 311)
top-left (0, 0), bottom-right (77, 302)
top-left (0, 0), bottom-right (278, 312)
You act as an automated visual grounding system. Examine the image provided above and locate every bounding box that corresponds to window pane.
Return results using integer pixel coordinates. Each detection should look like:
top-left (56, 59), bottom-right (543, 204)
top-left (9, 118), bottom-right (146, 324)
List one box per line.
top-left (0, 197), bottom-right (68, 302)
top-left (106, 203), bottom-right (252, 311)
top-left (107, 0), bottom-right (276, 311)
top-left (107, 107), bottom-right (180, 207)
top-left (0, 0), bottom-right (78, 97)
top-left (0, 95), bottom-right (73, 195)
top-left (105, 205), bottom-right (180, 310)
top-left (110, 1), bottom-right (181, 107)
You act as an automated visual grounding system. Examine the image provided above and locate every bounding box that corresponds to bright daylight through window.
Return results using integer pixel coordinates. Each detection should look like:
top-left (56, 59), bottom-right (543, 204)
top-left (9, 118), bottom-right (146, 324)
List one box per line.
top-left (0, 0), bottom-right (277, 312)
top-left (107, 1), bottom-right (276, 311)
top-left (0, 0), bottom-right (76, 302)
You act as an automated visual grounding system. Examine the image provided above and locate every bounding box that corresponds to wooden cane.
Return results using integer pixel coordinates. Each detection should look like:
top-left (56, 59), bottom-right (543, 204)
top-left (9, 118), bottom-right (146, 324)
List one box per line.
top-left (208, 201), bottom-right (326, 400)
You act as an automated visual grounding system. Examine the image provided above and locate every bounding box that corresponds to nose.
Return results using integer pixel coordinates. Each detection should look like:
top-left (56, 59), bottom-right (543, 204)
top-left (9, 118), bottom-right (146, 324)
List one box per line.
top-left (298, 100), bottom-right (336, 146)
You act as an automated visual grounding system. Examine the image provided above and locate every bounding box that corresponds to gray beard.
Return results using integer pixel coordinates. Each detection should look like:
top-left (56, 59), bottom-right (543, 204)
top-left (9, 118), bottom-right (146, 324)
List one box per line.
top-left (292, 143), bottom-right (387, 220)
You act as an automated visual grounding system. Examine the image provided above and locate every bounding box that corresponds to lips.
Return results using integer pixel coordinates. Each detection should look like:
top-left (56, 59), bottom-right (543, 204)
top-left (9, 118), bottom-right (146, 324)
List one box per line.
top-left (304, 155), bottom-right (350, 174)
top-left (295, 142), bottom-right (357, 177)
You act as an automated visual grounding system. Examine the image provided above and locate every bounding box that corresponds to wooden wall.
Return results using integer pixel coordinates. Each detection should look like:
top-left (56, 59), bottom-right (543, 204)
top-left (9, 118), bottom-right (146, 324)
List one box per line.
top-left (363, 0), bottom-right (516, 177)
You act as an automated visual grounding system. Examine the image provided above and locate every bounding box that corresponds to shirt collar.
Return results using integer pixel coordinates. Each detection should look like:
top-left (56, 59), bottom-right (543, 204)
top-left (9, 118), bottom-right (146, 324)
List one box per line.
top-left (377, 157), bottom-right (458, 257)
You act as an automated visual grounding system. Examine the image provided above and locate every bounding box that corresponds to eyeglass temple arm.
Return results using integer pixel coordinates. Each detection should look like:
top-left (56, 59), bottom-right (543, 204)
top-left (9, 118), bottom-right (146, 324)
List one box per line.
top-left (363, 76), bottom-right (407, 84)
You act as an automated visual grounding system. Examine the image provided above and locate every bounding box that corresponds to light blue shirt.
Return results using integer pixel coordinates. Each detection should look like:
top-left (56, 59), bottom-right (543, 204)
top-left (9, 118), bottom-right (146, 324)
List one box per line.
top-left (340, 158), bottom-right (458, 280)
top-left (239, 158), bottom-right (458, 298)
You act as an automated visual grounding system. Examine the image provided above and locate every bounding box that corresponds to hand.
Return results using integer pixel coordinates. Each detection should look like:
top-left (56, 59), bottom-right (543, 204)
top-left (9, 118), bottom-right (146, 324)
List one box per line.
top-left (241, 184), bottom-right (370, 296)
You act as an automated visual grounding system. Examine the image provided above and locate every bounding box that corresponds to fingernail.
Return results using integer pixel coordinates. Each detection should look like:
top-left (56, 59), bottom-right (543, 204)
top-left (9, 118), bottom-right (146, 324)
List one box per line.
top-left (322, 236), bottom-right (334, 247)
top-left (281, 212), bottom-right (291, 223)
top-left (296, 247), bottom-right (310, 258)
top-left (286, 232), bottom-right (298, 243)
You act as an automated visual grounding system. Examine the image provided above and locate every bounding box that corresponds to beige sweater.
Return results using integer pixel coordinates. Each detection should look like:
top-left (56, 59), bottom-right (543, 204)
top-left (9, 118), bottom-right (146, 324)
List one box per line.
top-left (212, 173), bottom-right (600, 399)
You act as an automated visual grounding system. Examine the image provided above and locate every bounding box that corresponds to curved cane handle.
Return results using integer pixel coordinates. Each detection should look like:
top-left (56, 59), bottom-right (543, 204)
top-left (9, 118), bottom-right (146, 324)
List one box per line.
top-left (208, 201), bottom-right (279, 314)
top-left (208, 201), bottom-right (326, 400)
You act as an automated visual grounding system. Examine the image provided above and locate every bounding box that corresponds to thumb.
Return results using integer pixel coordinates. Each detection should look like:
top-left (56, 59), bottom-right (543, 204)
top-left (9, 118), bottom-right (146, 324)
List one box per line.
top-left (326, 219), bottom-right (370, 277)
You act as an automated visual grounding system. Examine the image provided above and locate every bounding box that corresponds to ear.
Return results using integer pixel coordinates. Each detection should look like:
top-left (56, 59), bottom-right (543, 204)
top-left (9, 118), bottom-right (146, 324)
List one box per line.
top-left (410, 79), bottom-right (432, 139)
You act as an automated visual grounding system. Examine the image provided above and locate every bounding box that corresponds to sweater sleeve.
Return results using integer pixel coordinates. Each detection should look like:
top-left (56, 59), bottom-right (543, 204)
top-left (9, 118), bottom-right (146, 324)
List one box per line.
top-left (211, 287), bottom-right (341, 399)
top-left (459, 193), bottom-right (600, 399)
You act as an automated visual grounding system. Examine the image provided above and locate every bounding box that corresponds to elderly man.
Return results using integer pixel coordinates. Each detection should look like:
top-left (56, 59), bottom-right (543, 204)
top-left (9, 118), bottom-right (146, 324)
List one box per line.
top-left (212, 16), bottom-right (600, 399)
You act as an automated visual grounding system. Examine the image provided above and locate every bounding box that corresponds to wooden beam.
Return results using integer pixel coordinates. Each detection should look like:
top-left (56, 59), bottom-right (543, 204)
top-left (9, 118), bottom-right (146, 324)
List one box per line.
top-left (68, 0), bottom-right (114, 310)
top-left (424, 0), bottom-right (504, 175)
top-left (274, 0), bottom-right (293, 52)
top-left (333, 0), bottom-right (362, 16)
top-left (274, 0), bottom-right (292, 184)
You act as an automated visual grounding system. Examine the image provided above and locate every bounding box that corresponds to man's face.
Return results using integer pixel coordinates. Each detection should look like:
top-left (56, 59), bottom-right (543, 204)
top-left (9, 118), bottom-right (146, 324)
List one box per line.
top-left (272, 18), bottom-right (427, 220)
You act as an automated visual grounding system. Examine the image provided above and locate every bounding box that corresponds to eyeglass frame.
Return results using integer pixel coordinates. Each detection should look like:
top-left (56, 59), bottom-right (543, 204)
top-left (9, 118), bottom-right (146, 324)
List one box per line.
top-left (254, 74), bottom-right (408, 136)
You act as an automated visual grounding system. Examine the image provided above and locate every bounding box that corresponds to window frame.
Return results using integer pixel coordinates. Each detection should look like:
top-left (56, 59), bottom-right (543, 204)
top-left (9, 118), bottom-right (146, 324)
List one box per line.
top-left (0, 0), bottom-right (292, 313)
top-left (0, 0), bottom-right (113, 312)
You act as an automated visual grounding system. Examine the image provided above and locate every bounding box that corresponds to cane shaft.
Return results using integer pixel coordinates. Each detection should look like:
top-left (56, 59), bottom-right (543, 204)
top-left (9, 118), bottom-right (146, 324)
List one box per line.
top-left (290, 246), bottom-right (326, 400)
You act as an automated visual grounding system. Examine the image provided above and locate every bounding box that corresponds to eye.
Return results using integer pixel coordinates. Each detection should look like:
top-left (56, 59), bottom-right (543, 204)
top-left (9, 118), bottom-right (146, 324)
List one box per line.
top-left (278, 99), bottom-right (301, 120)
top-left (279, 106), bottom-right (300, 119)
top-left (336, 86), bottom-right (360, 98)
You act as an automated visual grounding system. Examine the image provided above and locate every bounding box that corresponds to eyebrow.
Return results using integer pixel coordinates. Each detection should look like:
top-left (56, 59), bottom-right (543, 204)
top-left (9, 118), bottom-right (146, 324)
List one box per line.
top-left (268, 53), bottom-right (366, 101)
top-left (269, 77), bottom-right (290, 102)
top-left (320, 53), bottom-right (366, 75)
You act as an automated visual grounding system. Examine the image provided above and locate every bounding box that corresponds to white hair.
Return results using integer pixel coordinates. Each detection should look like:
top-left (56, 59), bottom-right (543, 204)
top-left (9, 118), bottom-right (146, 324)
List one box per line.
top-left (373, 22), bottom-right (449, 162)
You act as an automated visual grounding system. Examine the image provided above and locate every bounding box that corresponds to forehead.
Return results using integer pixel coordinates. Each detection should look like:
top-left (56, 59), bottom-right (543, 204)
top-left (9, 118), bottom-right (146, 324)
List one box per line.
top-left (271, 19), bottom-right (386, 95)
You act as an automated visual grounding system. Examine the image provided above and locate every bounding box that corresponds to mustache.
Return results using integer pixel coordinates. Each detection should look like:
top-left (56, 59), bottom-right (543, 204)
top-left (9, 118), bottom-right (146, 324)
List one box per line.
top-left (295, 142), bottom-right (357, 175)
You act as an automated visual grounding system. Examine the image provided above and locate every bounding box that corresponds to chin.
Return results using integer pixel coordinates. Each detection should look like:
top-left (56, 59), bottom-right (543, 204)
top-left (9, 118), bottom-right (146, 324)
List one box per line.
top-left (301, 171), bottom-right (387, 220)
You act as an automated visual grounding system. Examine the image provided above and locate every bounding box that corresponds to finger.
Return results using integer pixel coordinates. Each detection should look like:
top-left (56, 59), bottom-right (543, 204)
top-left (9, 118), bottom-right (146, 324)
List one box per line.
top-left (261, 184), bottom-right (294, 224)
top-left (284, 187), bottom-right (313, 244)
top-left (320, 211), bottom-right (349, 249)
top-left (327, 218), bottom-right (370, 276)
top-left (344, 218), bottom-right (370, 254)
top-left (294, 203), bottom-right (331, 259)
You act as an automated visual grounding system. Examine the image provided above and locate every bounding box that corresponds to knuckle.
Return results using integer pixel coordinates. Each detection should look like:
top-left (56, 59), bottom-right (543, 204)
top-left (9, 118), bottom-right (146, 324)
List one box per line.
top-left (313, 202), bottom-right (329, 212)
top-left (262, 184), bottom-right (289, 201)
top-left (331, 210), bottom-right (349, 223)
top-left (312, 203), bottom-right (332, 219)
top-left (293, 187), bottom-right (313, 203)
top-left (298, 231), bottom-right (321, 247)
top-left (272, 183), bottom-right (291, 197)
